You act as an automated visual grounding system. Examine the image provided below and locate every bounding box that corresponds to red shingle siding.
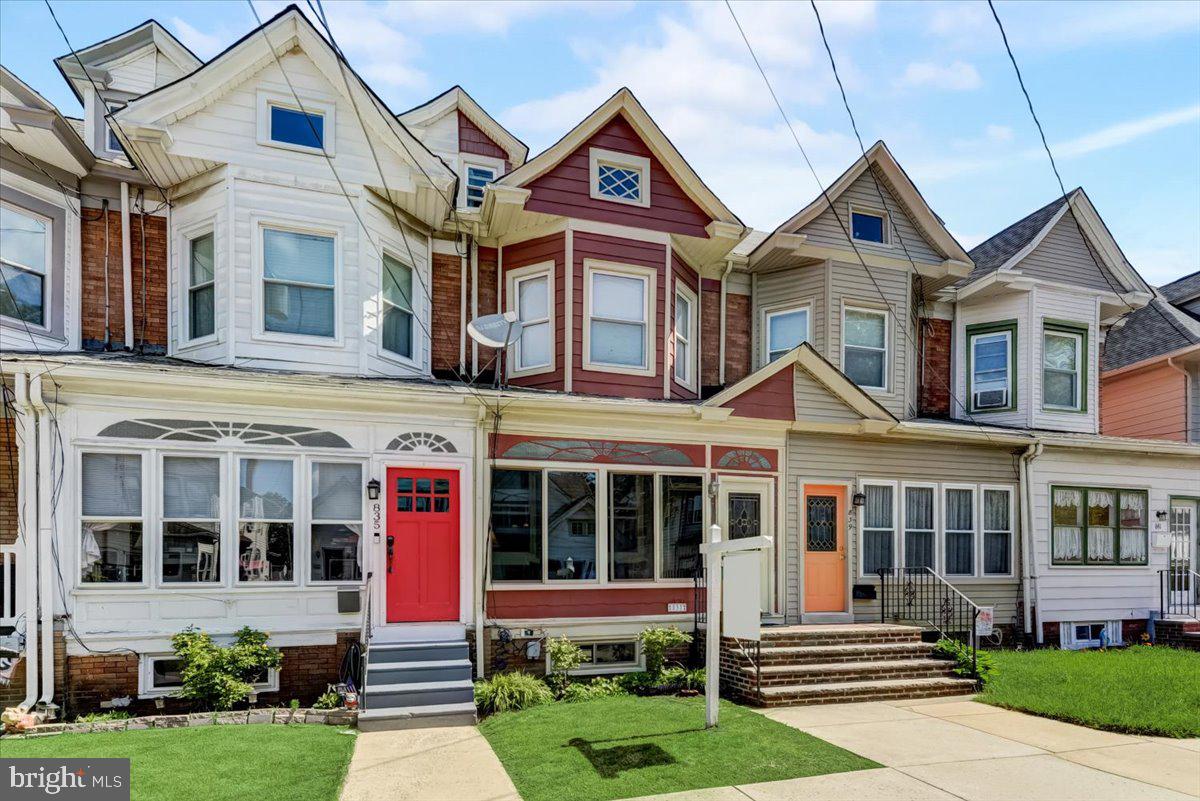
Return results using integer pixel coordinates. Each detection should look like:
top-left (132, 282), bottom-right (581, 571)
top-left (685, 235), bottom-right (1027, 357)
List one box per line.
top-left (458, 110), bottom-right (509, 171)
top-left (431, 250), bottom-right (463, 378)
top-left (502, 233), bottom-right (566, 390)
top-left (487, 587), bottom-right (694, 619)
top-left (918, 318), bottom-right (952, 417)
top-left (721, 367), bottom-right (794, 421)
top-left (524, 114), bottom-right (713, 238)
top-left (81, 209), bottom-right (168, 351)
top-left (724, 293), bottom-right (751, 385)
top-left (700, 279), bottom-right (722, 390)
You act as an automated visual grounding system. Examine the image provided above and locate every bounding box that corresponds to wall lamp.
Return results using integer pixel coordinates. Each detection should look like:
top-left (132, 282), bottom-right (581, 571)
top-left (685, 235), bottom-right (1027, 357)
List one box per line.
top-left (366, 479), bottom-right (381, 500)
top-left (852, 492), bottom-right (867, 508)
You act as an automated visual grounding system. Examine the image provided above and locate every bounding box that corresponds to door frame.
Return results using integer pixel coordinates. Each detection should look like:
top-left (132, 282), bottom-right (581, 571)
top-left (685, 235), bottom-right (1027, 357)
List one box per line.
top-left (797, 478), bottom-right (855, 621)
top-left (1169, 496), bottom-right (1199, 607)
top-left (716, 474), bottom-right (777, 617)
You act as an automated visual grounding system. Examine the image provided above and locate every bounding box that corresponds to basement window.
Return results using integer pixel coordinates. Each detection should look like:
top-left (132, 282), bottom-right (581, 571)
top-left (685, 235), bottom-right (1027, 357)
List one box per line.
top-left (549, 640), bottom-right (641, 675)
top-left (139, 654), bottom-right (279, 698)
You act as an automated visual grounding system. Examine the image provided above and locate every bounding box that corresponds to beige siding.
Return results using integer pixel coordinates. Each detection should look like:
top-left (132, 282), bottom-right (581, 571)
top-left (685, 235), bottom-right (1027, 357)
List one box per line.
top-left (785, 433), bottom-right (1023, 625)
top-left (753, 265), bottom-right (825, 370)
top-left (1018, 214), bottom-right (1123, 292)
top-left (829, 261), bottom-right (913, 417)
top-left (1191, 366), bottom-right (1199, 444)
top-left (1031, 286), bottom-right (1099, 433)
top-left (794, 366), bottom-right (861, 424)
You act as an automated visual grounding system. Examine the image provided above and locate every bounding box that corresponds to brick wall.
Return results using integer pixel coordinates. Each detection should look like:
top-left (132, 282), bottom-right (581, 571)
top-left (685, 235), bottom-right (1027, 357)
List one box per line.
top-left (0, 415), bottom-right (16, 546)
top-left (431, 250), bottom-right (463, 379)
top-left (1, 629), bottom-right (67, 712)
top-left (80, 208), bottom-right (168, 352)
top-left (724, 294), bottom-right (751, 385)
top-left (700, 281), bottom-right (721, 391)
top-left (475, 246), bottom-right (499, 383)
top-left (918, 318), bottom-right (951, 417)
top-left (1155, 619), bottom-right (1200, 650)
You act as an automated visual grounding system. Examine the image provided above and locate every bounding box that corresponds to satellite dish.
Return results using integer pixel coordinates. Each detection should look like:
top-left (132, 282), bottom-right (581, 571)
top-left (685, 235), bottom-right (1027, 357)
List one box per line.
top-left (467, 311), bottom-right (522, 349)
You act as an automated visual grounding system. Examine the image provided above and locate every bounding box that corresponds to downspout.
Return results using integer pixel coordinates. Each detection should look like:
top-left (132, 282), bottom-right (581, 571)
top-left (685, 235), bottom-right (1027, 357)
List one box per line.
top-left (101, 200), bottom-right (111, 347)
top-left (459, 235), bottom-right (468, 375)
top-left (718, 259), bottom-right (733, 386)
top-left (14, 372), bottom-right (39, 711)
top-left (470, 238), bottom-right (479, 377)
top-left (31, 374), bottom-right (56, 708)
top-left (1018, 441), bottom-right (1043, 644)
top-left (1165, 357), bottom-right (1190, 439)
top-left (120, 182), bottom-right (133, 350)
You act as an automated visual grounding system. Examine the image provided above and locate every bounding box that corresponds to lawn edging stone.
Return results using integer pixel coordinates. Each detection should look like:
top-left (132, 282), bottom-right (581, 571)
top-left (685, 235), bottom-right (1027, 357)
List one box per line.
top-left (2, 707), bottom-right (358, 739)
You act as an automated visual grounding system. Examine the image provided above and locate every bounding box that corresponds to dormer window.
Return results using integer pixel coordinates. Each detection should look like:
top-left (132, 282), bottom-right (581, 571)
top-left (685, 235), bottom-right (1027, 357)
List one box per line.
top-left (589, 148), bottom-right (651, 208)
top-left (1043, 322), bottom-right (1086, 412)
top-left (257, 90), bottom-right (335, 155)
top-left (105, 102), bottom-right (126, 154)
top-left (850, 206), bottom-right (888, 245)
top-left (967, 320), bottom-right (1017, 413)
top-left (464, 165), bottom-right (494, 209)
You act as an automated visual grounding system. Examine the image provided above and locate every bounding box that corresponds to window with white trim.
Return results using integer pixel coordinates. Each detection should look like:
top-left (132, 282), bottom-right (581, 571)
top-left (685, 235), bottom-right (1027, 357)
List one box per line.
top-left (765, 306), bottom-right (809, 363)
top-left (262, 227), bottom-right (336, 338)
top-left (0, 202), bottom-right (50, 328)
top-left (586, 263), bottom-right (653, 372)
top-left (850, 207), bottom-right (888, 244)
top-left (140, 654), bottom-right (279, 698)
top-left (982, 487), bottom-right (1013, 576)
top-left (861, 482), bottom-right (895, 575)
top-left (1062, 621), bottom-right (1122, 650)
top-left (550, 640), bottom-right (641, 674)
top-left (967, 321), bottom-right (1016, 412)
top-left (238, 458), bottom-right (294, 583)
top-left (161, 456), bottom-right (221, 584)
top-left (311, 462), bottom-right (363, 583)
top-left (514, 268), bottom-right (551, 372)
top-left (268, 105), bottom-right (324, 150)
top-left (903, 484), bottom-right (935, 570)
top-left (1043, 326), bottom-right (1084, 411)
top-left (381, 253), bottom-right (414, 359)
top-left (105, 102), bottom-right (127, 154)
top-left (843, 306), bottom-right (888, 390)
top-left (673, 287), bottom-right (695, 387)
top-left (80, 453), bottom-right (144, 584)
top-left (464, 165), bottom-right (494, 208)
top-left (943, 486), bottom-right (975, 576)
top-left (589, 148), bottom-right (651, 207)
top-left (187, 232), bottom-right (215, 341)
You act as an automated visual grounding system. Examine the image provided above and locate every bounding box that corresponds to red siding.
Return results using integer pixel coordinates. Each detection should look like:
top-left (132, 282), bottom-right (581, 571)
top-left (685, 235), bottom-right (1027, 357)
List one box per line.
top-left (573, 231), bottom-right (666, 398)
top-left (1101, 362), bottom-right (1187, 441)
top-left (700, 278), bottom-right (721, 390)
top-left (525, 114), bottom-right (713, 237)
top-left (669, 251), bottom-right (700, 400)
top-left (487, 587), bottom-right (694, 619)
top-left (457, 110), bottom-right (510, 172)
top-left (722, 367), bottom-right (794, 421)
top-left (502, 233), bottom-right (566, 389)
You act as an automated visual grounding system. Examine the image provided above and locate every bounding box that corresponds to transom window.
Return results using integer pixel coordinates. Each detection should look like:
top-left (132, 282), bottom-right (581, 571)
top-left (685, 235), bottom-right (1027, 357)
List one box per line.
top-left (843, 306), bottom-right (888, 390)
top-left (513, 267), bottom-right (552, 373)
top-left (465, 165), bottom-right (494, 208)
top-left (381, 253), bottom-right (414, 359)
top-left (187, 232), bottom-right (215, 341)
top-left (968, 321), bottom-right (1016, 412)
top-left (262, 227), bottom-right (336, 338)
top-left (269, 104), bottom-right (324, 150)
top-left (850, 208), bottom-right (887, 244)
top-left (673, 287), bottom-right (695, 387)
top-left (1043, 324), bottom-right (1085, 412)
top-left (765, 307), bottom-right (809, 363)
top-left (1051, 486), bottom-right (1148, 565)
top-left (0, 202), bottom-right (50, 328)
top-left (589, 148), bottom-right (651, 207)
top-left (586, 263), bottom-right (653, 373)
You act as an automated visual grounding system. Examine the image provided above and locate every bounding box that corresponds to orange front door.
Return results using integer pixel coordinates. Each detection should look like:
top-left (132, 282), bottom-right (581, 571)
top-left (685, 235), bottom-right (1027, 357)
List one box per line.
top-left (386, 467), bottom-right (459, 622)
top-left (803, 485), bottom-right (846, 613)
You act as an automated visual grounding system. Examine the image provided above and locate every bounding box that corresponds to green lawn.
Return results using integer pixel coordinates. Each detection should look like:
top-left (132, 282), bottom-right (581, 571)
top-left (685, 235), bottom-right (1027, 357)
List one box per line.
top-left (479, 695), bottom-right (878, 801)
top-left (978, 646), bottom-right (1200, 738)
top-left (2, 724), bottom-right (356, 801)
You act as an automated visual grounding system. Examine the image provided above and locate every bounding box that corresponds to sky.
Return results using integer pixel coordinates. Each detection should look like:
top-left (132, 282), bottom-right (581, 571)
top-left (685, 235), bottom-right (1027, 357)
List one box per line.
top-left (2, 0), bottom-right (1198, 286)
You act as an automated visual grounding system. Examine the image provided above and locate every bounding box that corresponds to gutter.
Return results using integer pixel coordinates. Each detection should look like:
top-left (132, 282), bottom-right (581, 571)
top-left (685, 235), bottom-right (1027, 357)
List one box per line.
top-left (14, 373), bottom-right (39, 711)
top-left (30, 374), bottom-right (56, 709)
top-left (1166, 357), bottom-right (1192, 441)
top-left (1018, 441), bottom-right (1043, 644)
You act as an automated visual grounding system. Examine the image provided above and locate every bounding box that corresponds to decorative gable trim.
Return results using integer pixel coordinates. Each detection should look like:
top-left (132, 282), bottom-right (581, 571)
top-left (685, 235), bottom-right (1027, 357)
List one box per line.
top-left (54, 19), bottom-right (202, 105)
top-left (398, 85), bottom-right (528, 166)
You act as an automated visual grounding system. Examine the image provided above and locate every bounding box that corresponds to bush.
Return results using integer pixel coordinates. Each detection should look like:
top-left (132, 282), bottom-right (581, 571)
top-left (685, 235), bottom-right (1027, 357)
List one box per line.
top-left (934, 637), bottom-right (997, 685)
top-left (638, 626), bottom-right (692, 679)
top-left (475, 672), bottom-right (554, 716)
top-left (615, 671), bottom-right (660, 696)
top-left (170, 626), bottom-right (283, 711)
top-left (545, 637), bottom-right (586, 696)
top-left (312, 690), bottom-right (342, 710)
top-left (560, 677), bottom-right (628, 703)
top-left (73, 710), bottom-right (131, 723)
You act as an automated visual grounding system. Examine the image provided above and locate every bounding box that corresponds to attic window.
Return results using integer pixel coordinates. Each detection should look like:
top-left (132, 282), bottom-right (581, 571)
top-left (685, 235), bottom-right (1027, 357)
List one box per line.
top-left (850, 207), bottom-right (888, 245)
top-left (589, 148), bottom-right (651, 208)
top-left (257, 90), bottom-right (335, 155)
top-left (465, 165), bottom-right (494, 208)
top-left (271, 106), bottom-right (324, 150)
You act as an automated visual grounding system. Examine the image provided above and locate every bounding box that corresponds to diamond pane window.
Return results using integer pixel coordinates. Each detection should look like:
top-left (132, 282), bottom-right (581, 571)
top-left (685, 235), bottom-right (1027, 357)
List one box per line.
top-left (597, 164), bottom-right (641, 202)
top-left (728, 493), bottom-right (761, 540)
top-left (806, 495), bottom-right (837, 552)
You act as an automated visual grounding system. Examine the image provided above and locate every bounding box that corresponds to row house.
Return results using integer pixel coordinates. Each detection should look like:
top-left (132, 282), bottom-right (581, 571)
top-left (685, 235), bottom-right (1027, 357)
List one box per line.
top-left (1, 6), bottom-right (1196, 725)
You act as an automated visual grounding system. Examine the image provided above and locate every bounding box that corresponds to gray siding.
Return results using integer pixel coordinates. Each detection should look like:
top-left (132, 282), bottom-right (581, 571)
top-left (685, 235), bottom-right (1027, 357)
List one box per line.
top-left (1017, 214), bottom-right (1123, 292)
top-left (753, 265), bottom-right (825, 370)
top-left (785, 432), bottom-right (1023, 626)
top-left (794, 366), bottom-right (861, 424)
top-left (1191, 365), bottom-right (1200, 444)
top-left (798, 169), bottom-right (943, 267)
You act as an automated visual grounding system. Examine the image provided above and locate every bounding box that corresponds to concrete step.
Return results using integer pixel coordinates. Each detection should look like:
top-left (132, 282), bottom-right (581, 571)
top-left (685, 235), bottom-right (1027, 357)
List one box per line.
top-left (368, 641), bottom-right (469, 665)
top-left (365, 679), bottom-right (475, 710)
top-left (734, 641), bottom-right (936, 666)
top-left (756, 676), bottom-right (977, 707)
top-left (757, 624), bottom-right (925, 647)
top-left (367, 659), bottom-right (473, 685)
top-left (357, 701), bottom-right (477, 732)
top-left (745, 658), bottom-right (957, 686)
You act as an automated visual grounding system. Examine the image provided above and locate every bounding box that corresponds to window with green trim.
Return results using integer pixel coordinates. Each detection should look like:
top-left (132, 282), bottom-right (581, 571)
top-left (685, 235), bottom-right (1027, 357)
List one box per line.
top-left (966, 320), bottom-right (1017, 413)
top-left (1051, 486), bottom-right (1148, 565)
top-left (1042, 322), bottom-right (1087, 412)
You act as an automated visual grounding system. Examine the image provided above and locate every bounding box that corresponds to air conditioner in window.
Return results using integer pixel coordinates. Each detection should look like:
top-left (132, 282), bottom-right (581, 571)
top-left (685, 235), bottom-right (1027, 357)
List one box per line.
top-left (974, 387), bottom-right (1008, 409)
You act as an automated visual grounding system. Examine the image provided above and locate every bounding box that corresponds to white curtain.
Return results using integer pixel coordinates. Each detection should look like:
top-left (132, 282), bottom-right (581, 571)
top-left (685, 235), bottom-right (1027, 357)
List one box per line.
top-left (905, 487), bottom-right (933, 530)
top-left (1121, 492), bottom-right (1146, 527)
top-left (864, 484), bottom-right (893, 529)
top-left (1120, 530), bottom-right (1147, 562)
top-left (1088, 527), bottom-right (1115, 561)
top-left (1053, 527), bottom-right (1082, 561)
top-left (312, 462), bottom-right (362, 520)
top-left (81, 453), bottom-right (141, 517)
top-left (984, 489), bottom-right (1009, 531)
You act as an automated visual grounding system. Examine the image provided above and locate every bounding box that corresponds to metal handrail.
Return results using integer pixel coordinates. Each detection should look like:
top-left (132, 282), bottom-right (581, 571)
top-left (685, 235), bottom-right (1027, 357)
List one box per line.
top-left (359, 571), bottom-right (374, 709)
top-left (878, 567), bottom-right (980, 678)
top-left (1159, 566), bottom-right (1200, 620)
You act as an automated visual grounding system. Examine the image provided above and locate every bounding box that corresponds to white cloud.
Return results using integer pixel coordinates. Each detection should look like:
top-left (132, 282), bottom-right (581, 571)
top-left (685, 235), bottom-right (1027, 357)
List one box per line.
top-left (1053, 105), bottom-right (1200, 159)
top-left (170, 17), bottom-right (228, 60)
top-left (895, 60), bottom-right (981, 91)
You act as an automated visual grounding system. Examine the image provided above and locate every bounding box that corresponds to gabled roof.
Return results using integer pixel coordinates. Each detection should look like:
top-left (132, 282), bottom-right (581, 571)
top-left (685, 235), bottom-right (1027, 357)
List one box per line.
top-left (398, 85), bottom-right (528, 167)
top-left (964, 194), bottom-right (1064, 283)
top-left (1, 66), bottom-right (94, 176)
top-left (54, 19), bottom-right (203, 104)
top-left (1102, 295), bottom-right (1200, 372)
top-left (498, 87), bottom-right (741, 228)
top-left (752, 141), bottom-right (972, 269)
top-left (1161, 270), bottom-right (1200, 306)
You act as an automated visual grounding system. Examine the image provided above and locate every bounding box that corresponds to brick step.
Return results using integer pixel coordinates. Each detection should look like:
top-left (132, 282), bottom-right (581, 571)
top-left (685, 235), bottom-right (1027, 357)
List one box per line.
top-left (744, 658), bottom-right (957, 687)
top-left (728, 641), bottom-right (936, 666)
top-left (755, 676), bottom-right (977, 707)
top-left (756, 625), bottom-right (925, 647)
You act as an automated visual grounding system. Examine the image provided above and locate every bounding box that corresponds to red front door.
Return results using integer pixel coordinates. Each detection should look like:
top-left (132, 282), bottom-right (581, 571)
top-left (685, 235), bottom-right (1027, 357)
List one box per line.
top-left (386, 467), bottom-right (459, 622)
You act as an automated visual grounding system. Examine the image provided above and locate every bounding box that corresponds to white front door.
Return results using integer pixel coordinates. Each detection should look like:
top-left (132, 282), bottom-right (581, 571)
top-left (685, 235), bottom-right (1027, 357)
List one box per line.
top-left (717, 477), bottom-right (774, 614)
top-left (1169, 501), bottom-right (1197, 608)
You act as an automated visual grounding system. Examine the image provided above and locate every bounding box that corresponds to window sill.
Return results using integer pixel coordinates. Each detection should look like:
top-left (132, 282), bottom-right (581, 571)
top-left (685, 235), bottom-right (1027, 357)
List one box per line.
top-left (251, 330), bottom-right (344, 349)
top-left (581, 359), bottom-right (656, 378)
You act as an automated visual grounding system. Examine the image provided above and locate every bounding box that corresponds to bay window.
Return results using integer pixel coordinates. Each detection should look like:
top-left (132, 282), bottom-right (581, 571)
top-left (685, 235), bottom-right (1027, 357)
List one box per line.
top-left (80, 453), bottom-right (144, 584)
top-left (381, 253), bottom-right (414, 359)
top-left (262, 227), bottom-right (336, 338)
top-left (161, 456), bottom-right (221, 584)
top-left (903, 484), bottom-right (935, 570)
top-left (0, 202), bottom-right (50, 328)
top-left (586, 262), bottom-right (654, 373)
top-left (513, 267), bottom-right (551, 373)
top-left (1052, 486), bottom-right (1147, 565)
top-left (943, 486), bottom-right (975, 576)
top-left (861, 482), bottom-right (895, 575)
top-left (187, 232), bottom-right (215, 341)
top-left (1043, 323), bottom-right (1086, 412)
top-left (238, 458), bottom-right (294, 583)
top-left (310, 462), bottom-right (363, 582)
top-left (843, 307), bottom-right (887, 390)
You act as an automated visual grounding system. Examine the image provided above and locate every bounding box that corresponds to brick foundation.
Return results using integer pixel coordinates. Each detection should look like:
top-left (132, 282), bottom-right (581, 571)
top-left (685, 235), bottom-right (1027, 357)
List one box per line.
top-left (1155, 619), bottom-right (1200, 650)
top-left (918, 318), bottom-right (951, 417)
top-left (80, 208), bottom-right (168, 352)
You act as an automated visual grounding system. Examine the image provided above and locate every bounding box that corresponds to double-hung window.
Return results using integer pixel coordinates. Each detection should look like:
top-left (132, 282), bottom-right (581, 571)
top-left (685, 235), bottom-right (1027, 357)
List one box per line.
top-left (513, 268), bottom-right (551, 372)
top-left (765, 307), bottom-right (809, 363)
top-left (1043, 323), bottom-right (1086, 412)
top-left (187, 232), bottom-right (215, 341)
top-left (311, 462), bottom-right (363, 583)
top-left (982, 487), bottom-right (1013, 575)
top-left (943, 486), bottom-right (976, 576)
top-left (1051, 486), bottom-right (1147, 565)
top-left (903, 484), bottom-right (936, 570)
top-left (381, 253), bottom-right (414, 359)
top-left (80, 453), bottom-right (144, 584)
top-left (967, 321), bottom-right (1016, 412)
top-left (161, 456), bottom-right (221, 584)
top-left (850, 207), bottom-right (888, 244)
top-left (843, 307), bottom-right (888, 390)
top-left (238, 458), bottom-right (294, 583)
top-left (587, 264), bottom-right (652, 372)
top-left (464, 165), bottom-right (494, 208)
top-left (673, 287), bottom-right (695, 387)
top-left (610, 473), bottom-right (654, 580)
top-left (262, 227), bottom-right (336, 338)
top-left (0, 203), bottom-right (50, 327)
top-left (861, 482), bottom-right (895, 575)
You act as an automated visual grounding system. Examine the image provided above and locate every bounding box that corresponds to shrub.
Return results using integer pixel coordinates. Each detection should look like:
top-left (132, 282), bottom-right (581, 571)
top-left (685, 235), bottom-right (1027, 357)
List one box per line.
top-left (170, 626), bottom-right (283, 711)
top-left (615, 671), bottom-right (659, 696)
top-left (475, 672), bottom-right (554, 716)
top-left (560, 677), bottom-right (628, 703)
top-left (934, 637), bottom-right (997, 685)
top-left (638, 626), bottom-right (692, 679)
top-left (313, 690), bottom-right (342, 710)
top-left (74, 710), bottom-right (131, 723)
top-left (545, 637), bottom-right (586, 696)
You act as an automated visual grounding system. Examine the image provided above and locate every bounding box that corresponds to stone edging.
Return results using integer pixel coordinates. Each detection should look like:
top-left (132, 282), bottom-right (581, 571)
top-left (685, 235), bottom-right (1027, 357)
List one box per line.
top-left (3, 708), bottom-right (358, 738)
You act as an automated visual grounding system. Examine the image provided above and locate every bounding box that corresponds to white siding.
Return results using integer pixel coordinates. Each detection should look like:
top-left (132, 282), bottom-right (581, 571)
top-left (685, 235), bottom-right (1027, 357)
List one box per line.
top-left (170, 180), bottom-right (228, 363)
top-left (1030, 286), bottom-right (1099, 433)
top-left (408, 109), bottom-right (459, 160)
top-left (954, 291), bottom-right (1031, 428)
top-left (106, 47), bottom-right (159, 95)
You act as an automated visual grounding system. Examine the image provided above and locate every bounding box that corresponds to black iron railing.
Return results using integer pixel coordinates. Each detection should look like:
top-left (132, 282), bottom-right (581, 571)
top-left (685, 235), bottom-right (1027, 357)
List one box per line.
top-left (878, 567), bottom-right (979, 677)
top-left (1160, 565), bottom-right (1199, 620)
top-left (358, 571), bottom-right (374, 709)
top-left (691, 566), bottom-right (706, 668)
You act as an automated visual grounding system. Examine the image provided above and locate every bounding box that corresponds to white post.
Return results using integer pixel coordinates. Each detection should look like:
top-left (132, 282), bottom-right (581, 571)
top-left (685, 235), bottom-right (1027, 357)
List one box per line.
top-left (705, 522), bottom-right (722, 729)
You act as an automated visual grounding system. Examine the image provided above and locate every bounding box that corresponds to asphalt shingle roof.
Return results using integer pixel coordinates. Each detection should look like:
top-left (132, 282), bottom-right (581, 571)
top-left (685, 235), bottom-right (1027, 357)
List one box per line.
top-left (1101, 295), bottom-right (1200, 371)
top-left (1159, 270), bottom-right (1200, 305)
top-left (962, 195), bottom-right (1067, 284)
